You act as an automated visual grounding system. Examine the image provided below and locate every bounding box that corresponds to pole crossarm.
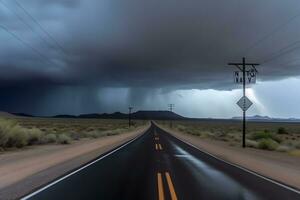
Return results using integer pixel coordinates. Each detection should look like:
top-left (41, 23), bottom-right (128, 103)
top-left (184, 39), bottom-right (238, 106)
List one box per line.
top-left (228, 62), bottom-right (259, 72)
top-left (228, 63), bottom-right (259, 66)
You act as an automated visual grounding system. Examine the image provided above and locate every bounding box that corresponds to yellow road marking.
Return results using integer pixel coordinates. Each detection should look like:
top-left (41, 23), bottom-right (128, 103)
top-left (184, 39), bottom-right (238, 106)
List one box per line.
top-left (165, 172), bottom-right (178, 200)
top-left (155, 144), bottom-right (158, 150)
top-left (157, 173), bottom-right (165, 200)
top-left (159, 144), bottom-right (163, 150)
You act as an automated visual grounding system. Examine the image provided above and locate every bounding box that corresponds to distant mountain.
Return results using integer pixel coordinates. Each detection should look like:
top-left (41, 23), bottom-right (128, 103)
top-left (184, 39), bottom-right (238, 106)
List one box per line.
top-left (232, 115), bottom-right (300, 122)
top-left (79, 112), bottom-right (128, 119)
top-left (52, 110), bottom-right (185, 120)
top-left (132, 110), bottom-right (184, 120)
top-left (0, 111), bottom-right (16, 117)
top-left (53, 114), bottom-right (77, 118)
top-left (232, 115), bottom-right (271, 120)
top-left (11, 113), bottom-right (34, 117)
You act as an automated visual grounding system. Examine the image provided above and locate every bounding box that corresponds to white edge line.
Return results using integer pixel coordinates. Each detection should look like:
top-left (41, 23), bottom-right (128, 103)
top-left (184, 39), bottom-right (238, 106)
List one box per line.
top-left (21, 129), bottom-right (148, 200)
top-left (167, 130), bottom-right (300, 195)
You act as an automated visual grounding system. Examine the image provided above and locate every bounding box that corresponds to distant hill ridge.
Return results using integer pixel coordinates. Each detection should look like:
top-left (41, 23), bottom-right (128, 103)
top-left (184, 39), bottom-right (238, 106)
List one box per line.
top-left (0, 111), bottom-right (16, 118)
top-left (232, 115), bottom-right (300, 122)
top-left (8, 111), bottom-right (300, 122)
top-left (53, 110), bottom-right (185, 120)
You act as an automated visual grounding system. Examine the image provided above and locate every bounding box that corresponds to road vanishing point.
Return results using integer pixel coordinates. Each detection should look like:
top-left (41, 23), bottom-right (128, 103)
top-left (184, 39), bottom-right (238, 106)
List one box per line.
top-left (22, 123), bottom-right (300, 200)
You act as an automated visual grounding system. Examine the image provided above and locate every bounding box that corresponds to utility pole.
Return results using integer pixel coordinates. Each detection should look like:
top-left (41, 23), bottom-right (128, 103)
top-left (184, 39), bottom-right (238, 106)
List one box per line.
top-left (128, 107), bottom-right (133, 128)
top-left (168, 104), bottom-right (175, 128)
top-left (229, 57), bottom-right (259, 148)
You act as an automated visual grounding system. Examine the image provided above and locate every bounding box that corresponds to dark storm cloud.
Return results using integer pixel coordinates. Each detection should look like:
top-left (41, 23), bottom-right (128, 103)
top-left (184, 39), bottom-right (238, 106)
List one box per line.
top-left (2, 0), bottom-right (300, 89)
top-left (1, 0), bottom-right (300, 114)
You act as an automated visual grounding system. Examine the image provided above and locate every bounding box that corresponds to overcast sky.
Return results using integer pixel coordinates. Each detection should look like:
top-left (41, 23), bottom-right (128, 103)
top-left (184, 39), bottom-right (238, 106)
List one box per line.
top-left (1, 0), bottom-right (300, 117)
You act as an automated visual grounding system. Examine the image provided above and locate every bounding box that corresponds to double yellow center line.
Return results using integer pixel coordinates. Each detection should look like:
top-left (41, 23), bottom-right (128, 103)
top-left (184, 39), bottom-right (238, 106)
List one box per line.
top-left (157, 172), bottom-right (178, 200)
top-left (155, 135), bottom-right (177, 199)
top-left (155, 136), bottom-right (163, 151)
top-left (157, 173), bottom-right (165, 200)
top-left (155, 143), bottom-right (163, 151)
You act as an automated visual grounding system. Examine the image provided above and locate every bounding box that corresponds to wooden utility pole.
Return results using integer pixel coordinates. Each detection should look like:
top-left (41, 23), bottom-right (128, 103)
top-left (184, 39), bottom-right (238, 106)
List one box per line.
top-left (168, 104), bottom-right (175, 128)
top-left (128, 107), bottom-right (133, 128)
top-left (229, 57), bottom-right (259, 148)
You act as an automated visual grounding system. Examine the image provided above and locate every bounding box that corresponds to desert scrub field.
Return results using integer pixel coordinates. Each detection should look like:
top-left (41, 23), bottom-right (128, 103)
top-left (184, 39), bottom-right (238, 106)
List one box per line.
top-left (0, 117), bottom-right (147, 151)
top-left (158, 120), bottom-right (300, 154)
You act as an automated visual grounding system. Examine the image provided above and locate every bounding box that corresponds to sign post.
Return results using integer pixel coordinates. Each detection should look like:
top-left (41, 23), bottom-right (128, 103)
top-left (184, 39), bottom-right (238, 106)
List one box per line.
top-left (229, 57), bottom-right (259, 148)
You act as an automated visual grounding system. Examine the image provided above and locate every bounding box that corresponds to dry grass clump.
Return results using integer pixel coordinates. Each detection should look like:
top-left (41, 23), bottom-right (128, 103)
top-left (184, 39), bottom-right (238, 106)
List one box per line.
top-left (277, 127), bottom-right (288, 134)
top-left (0, 117), bottom-right (146, 151)
top-left (27, 128), bottom-right (43, 145)
top-left (250, 130), bottom-right (282, 143)
top-left (57, 134), bottom-right (71, 144)
top-left (276, 145), bottom-right (292, 152)
top-left (246, 139), bottom-right (258, 148)
top-left (42, 134), bottom-right (57, 143)
top-left (0, 118), bottom-right (30, 148)
top-left (85, 130), bottom-right (105, 138)
top-left (0, 118), bottom-right (57, 149)
top-left (257, 139), bottom-right (279, 151)
top-left (288, 150), bottom-right (300, 156)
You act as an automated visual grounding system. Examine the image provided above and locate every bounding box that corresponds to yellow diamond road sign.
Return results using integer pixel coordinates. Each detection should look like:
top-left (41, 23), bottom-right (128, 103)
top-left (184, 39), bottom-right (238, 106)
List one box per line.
top-left (237, 96), bottom-right (253, 111)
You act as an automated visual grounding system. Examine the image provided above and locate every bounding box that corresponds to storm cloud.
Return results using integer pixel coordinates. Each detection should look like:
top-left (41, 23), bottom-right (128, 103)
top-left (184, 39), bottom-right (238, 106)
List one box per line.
top-left (1, 0), bottom-right (300, 115)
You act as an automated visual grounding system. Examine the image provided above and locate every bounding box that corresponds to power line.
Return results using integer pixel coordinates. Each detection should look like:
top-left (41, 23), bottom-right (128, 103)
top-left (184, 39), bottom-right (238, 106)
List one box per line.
top-left (259, 40), bottom-right (300, 64)
top-left (282, 57), bottom-right (300, 66)
top-left (0, 0), bottom-right (53, 48)
top-left (13, 0), bottom-right (68, 55)
top-left (243, 10), bottom-right (300, 56)
top-left (0, 24), bottom-right (59, 67)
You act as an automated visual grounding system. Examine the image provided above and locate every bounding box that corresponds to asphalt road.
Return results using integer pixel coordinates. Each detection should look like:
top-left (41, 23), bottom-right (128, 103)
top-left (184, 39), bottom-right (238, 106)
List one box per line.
top-left (22, 123), bottom-right (300, 200)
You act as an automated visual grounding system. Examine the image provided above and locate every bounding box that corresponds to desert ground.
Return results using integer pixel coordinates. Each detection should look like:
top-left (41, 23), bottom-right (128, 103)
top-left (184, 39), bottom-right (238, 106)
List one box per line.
top-left (157, 119), bottom-right (300, 155)
top-left (0, 116), bottom-right (147, 151)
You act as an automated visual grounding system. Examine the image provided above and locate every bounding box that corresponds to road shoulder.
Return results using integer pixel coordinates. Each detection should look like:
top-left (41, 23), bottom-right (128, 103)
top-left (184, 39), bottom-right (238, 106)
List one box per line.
top-left (156, 123), bottom-right (300, 191)
top-left (0, 124), bottom-right (150, 200)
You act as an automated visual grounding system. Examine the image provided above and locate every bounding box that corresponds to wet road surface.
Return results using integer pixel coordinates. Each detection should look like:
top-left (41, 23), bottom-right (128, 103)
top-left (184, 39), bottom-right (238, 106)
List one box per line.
top-left (22, 123), bottom-right (300, 200)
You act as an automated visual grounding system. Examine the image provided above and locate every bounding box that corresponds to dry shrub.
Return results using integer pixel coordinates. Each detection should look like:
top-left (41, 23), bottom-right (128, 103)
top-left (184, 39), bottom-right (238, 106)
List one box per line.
top-left (257, 139), bottom-right (279, 151)
top-left (0, 119), bottom-right (28, 148)
top-left (277, 145), bottom-right (293, 152)
top-left (27, 128), bottom-right (43, 145)
top-left (42, 134), bottom-right (57, 143)
top-left (57, 134), bottom-right (71, 144)
top-left (288, 150), bottom-right (300, 156)
top-left (246, 139), bottom-right (258, 148)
